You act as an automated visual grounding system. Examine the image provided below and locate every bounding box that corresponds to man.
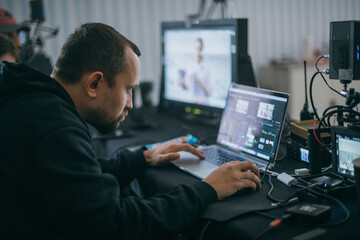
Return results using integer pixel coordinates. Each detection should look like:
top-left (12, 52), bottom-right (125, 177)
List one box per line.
top-left (0, 23), bottom-right (261, 239)
top-left (0, 8), bottom-right (29, 57)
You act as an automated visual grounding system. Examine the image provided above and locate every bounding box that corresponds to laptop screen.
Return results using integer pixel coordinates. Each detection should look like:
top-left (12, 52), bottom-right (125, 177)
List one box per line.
top-left (217, 83), bottom-right (289, 161)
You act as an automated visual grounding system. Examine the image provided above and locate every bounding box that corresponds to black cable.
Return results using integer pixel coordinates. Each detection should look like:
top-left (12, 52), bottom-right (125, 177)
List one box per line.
top-left (322, 105), bottom-right (348, 118)
top-left (314, 107), bottom-right (360, 149)
top-left (315, 55), bottom-right (342, 97)
top-left (252, 214), bottom-right (292, 240)
top-left (309, 71), bottom-right (323, 123)
top-left (310, 55), bottom-right (347, 124)
top-left (267, 174), bottom-right (277, 202)
top-left (266, 174), bottom-right (298, 204)
top-left (322, 105), bottom-right (347, 126)
top-left (275, 150), bottom-right (287, 161)
top-left (252, 225), bottom-right (272, 240)
top-left (319, 108), bottom-right (360, 130)
top-left (307, 189), bottom-right (350, 226)
top-left (198, 220), bottom-right (212, 240)
top-left (260, 161), bottom-right (272, 183)
top-left (315, 55), bottom-right (325, 71)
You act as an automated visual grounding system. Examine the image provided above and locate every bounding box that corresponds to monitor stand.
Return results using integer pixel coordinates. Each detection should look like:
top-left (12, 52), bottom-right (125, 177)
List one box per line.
top-left (127, 108), bottom-right (156, 130)
top-left (182, 113), bottom-right (221, 127)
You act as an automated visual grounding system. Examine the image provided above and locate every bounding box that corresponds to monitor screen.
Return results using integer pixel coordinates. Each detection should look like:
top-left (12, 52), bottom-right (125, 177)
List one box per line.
top-left (332, 126), bottom-right (360, 179)
top-left (160, 19), bottom-right (253, 120)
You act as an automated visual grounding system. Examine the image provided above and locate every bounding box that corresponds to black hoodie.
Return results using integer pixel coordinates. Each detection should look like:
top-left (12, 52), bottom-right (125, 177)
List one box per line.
top-left (0, 62), bottom-right (217, 240)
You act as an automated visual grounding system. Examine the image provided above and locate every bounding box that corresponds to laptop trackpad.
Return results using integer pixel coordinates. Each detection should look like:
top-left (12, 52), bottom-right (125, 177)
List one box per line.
top-left (172, 151), bottom-right (218, 172)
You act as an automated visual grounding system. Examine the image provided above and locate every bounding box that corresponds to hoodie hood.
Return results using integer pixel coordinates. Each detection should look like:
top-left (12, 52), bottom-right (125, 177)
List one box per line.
top-left (0, 61), bottom-right (73, 106)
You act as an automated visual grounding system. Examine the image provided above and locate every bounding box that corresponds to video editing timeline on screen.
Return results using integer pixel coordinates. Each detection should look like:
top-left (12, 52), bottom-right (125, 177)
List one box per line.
top-left (217, 87), bottom-right (287, 160)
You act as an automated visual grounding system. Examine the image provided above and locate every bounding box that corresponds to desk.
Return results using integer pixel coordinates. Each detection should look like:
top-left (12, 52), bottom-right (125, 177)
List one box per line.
top-left (93, 108), bottom-right (360, 240)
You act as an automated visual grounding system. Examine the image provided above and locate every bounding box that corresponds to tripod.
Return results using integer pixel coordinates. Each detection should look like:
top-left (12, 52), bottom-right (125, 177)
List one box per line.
top-left (206, 0), bottom-right (238, 19)
top-left (188, 0), bottom-right (238, 20)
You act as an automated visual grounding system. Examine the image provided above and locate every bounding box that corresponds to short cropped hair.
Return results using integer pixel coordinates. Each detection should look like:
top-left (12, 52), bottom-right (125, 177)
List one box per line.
top-left (52, 23), bottom-right (141, 87)
top-left (0, 32), bottom-right (20, 62)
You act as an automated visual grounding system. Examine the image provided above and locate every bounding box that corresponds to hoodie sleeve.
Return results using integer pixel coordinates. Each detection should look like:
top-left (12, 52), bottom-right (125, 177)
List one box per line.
top-left (28, 126), bottom-right (217, 240)
top-left (97, 147), bottom-right (149, 188)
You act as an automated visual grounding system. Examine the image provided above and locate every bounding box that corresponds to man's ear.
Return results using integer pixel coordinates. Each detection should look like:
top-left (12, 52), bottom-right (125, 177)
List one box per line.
top-left (85, 71), bottom-right (104, 98)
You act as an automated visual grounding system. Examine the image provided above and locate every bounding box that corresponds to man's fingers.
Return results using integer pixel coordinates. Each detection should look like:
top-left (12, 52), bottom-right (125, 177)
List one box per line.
top-left (239, 171), bottom-right (262, 189)
top-left (238, 179), bottom-right (257, 191)
top-left (158, 152), bottom-right (181, 162)
top-left (180, 136), bottom-right (190, 142)
top-left (226, 160), bottom-right (260, 177)
top-left (164, 142), bottom-right (204, 159)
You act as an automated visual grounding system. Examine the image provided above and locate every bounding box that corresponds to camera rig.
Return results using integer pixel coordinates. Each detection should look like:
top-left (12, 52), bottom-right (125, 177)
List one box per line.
top-left (20, 0), bottom-right (59, 75)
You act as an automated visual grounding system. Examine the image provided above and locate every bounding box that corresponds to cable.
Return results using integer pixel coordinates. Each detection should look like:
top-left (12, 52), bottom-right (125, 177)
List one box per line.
top-left (254, 180), bottom-right (349, 240)
top-left (310, 55), bottom-right (346, 124)
top-left (198, 220), bottom-right (212, 240)
top-left (252, 213), bottom-right (292, 240)
top-left (315, 55), bottom-right (342, 97)
top-left (275, 150), bottom-right (287, 161)
top-left (307, 189), bottom-right (350, 226)
top-left (309, 71), bottom-right (323, 123)
top-left (321, 164), bottom-right (332, 173)
top-left (322, 105), bottom-right (347, 119)
top-left (260, 161), bottom-right (272, 183)
top-left (266, 174), bottom-right (299, 205)
top-left (312, 119), bottom-right (325, 147)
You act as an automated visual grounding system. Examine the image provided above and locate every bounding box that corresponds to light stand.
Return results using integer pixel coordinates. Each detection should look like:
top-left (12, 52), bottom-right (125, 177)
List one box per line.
top-left (205, 0), bottom-right (239, 19)
top-left (187, 0), bottom-right (238, 21)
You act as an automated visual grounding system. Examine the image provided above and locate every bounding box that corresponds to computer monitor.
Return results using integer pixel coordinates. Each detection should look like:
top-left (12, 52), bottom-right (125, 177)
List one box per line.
top-left (159, 18), bottom-right (256, 124)
top-left (331, 126), bottom-right (360, 179)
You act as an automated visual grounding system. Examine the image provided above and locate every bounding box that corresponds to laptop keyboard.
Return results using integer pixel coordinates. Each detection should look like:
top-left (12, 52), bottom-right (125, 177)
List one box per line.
top-left (203, 147), bottom-right (265, 170)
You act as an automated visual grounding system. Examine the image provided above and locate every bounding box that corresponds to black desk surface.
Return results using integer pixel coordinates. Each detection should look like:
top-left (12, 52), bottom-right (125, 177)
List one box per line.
top-left (93, 108), bottom-right (360, 240)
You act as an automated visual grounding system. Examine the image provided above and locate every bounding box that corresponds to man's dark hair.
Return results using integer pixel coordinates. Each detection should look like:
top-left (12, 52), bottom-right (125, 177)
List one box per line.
top-left (0, 33), bottom-right (20, 62)
top-left (52, 23), bottom-right (141, 87)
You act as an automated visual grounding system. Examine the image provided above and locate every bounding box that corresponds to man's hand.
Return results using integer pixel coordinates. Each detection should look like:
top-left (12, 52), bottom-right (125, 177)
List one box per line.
top-left (203, 161), bottom-right (262, 200)
top-left (143, 142), bottom-right (204, 166)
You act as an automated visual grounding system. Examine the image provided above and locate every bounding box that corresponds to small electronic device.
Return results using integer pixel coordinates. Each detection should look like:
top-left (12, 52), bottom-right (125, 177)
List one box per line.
top-left (145, 134), bottom-right (198, 149)
top-left (159, 18), bottom-right (257, 124)
top-left (331, 126), bottom-right (360, 180)
top-left (308, 175), bottom-right (343, 189)
top-left (30, 0), bottom-right (45, 23)
top-left (277, 172), bottom-right (297, 186)
top-left (329, 21), bottom-right (360, 81)
top-left (289, 120), bottom-right (332, 174)
top-left (286, 204), bottom-right (331, 224)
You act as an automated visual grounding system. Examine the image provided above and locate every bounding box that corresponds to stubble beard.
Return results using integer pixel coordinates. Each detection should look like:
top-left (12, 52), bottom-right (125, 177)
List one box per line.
top-left (87, 109), bottom-right (129, 135)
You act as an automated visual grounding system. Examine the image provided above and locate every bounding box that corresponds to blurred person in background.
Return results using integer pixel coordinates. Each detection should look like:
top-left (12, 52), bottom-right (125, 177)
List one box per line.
top-left (0, 32), bottom-right (20, 62)
top-left (0, 7), bottom-right (29, 60)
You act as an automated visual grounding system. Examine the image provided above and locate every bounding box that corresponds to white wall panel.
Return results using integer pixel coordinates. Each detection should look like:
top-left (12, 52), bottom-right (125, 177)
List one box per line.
top-left (1, 0), bottom-right (359, 104)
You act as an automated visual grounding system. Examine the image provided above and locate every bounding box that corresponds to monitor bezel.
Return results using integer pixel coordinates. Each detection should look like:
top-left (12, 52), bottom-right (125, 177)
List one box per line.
top-left (218, 83), bottom-right (290, 163)
top-left (159, 18), bottom-right (249, 121)
top-left (331, 126), bottom-right (360, 180)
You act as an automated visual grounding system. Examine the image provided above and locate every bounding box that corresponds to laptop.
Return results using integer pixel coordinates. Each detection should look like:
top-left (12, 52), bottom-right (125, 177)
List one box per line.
top-left (172, 83), bottom-right (289, 179)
